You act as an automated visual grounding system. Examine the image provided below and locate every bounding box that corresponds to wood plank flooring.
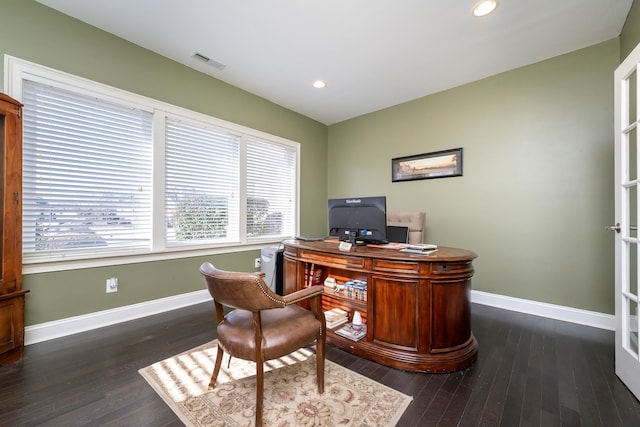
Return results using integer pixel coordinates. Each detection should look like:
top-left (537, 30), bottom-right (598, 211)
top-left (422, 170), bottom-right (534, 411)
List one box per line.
top-left (1, 302), bottom-right (639, 426)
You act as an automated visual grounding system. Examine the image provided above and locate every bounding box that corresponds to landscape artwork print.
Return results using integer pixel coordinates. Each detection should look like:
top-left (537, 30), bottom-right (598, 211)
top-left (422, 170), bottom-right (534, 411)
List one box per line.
top-left (392, 148), bottom-right (463, 182)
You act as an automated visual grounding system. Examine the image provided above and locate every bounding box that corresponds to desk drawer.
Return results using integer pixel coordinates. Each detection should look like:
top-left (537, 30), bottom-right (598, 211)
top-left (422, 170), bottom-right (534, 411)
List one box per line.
top-left (372, 259), bottom-right (420, 275)
top-left (431, 261), bottom-right (474, 275)
top-left (299, 250), bottom-right (365, 269)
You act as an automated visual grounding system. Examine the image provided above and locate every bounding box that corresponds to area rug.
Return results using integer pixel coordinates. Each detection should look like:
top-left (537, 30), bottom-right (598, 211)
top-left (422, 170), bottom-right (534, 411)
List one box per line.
top-left (139, 340), bottom-right (412, 426)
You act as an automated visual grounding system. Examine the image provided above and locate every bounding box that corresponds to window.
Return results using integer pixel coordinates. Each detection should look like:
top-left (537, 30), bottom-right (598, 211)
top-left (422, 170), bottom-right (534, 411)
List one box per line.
top-left (9, 56), bottom-right (299, 266)
top-left (246, 137), bottom-right (296, 239)
top-left (164, 117), bottom-right (240, 246)
top-left (22, 81), bottom-right (153, 258)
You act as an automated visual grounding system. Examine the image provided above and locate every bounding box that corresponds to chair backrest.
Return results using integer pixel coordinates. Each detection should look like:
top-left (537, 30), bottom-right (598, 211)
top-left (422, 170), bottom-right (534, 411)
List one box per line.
top-left (200, 262), bottom-right (284, 312)
top-left (387, 211), bottom-right (426, 244)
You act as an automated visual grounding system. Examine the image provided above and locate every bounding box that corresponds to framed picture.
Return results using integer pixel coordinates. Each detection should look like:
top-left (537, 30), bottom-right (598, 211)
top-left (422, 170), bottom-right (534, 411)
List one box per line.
top-left (392, 148), bottom-right (463, 182)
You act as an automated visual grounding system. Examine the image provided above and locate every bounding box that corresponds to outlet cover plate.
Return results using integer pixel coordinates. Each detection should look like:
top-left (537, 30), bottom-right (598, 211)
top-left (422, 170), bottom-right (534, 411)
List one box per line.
top-left (106, 277), bottom-right (118, 293)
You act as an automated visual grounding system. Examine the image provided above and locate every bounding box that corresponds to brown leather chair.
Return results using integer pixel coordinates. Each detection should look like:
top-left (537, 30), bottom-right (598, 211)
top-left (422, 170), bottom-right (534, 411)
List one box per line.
top-left (199, 262), bottom-right (326, 426)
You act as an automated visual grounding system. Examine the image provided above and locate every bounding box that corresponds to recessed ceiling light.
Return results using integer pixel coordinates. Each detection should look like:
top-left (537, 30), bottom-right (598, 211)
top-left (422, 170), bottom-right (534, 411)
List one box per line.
top-left (473, 0), bottom-right (498, 17)
top-left (312, 80), bottom-right (326, 89)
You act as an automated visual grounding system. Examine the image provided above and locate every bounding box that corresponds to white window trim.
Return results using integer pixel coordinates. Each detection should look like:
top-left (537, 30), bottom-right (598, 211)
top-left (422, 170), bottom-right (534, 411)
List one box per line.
top-left (4, 55), bottom-right (300, 274)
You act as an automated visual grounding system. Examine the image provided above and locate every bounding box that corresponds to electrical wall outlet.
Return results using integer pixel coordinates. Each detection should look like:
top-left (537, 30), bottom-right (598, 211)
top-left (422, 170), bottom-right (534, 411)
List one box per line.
top-left (254, 257), bottom-right (261, 269)
top-left (106, 277), bottom-right (118, 293)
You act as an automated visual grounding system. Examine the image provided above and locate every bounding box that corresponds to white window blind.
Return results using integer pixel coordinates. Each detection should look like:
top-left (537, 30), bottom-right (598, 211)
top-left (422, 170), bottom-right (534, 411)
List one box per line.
top-left (10, 56), bottom-right (300, 267)
top-left (22, 80), bottom-right (153, 259)
top-left (246, 137), bottom-right (296, 239)
top-left (165, 118), bottom-right (240, 246)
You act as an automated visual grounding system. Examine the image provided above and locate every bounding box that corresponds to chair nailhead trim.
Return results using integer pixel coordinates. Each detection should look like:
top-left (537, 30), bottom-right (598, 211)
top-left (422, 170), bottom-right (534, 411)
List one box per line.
top-left (254, 278), bottom-right (286, 307)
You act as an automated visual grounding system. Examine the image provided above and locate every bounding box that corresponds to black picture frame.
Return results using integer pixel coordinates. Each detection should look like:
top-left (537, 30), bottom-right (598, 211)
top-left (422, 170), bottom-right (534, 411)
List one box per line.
top-left (392, 148), bottom-right (463, 182)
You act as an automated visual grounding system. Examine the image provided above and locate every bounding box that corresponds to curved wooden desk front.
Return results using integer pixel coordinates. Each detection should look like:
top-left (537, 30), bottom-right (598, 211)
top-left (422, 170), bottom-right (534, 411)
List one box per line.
top-left (283, 240), bottom-right (478, 373)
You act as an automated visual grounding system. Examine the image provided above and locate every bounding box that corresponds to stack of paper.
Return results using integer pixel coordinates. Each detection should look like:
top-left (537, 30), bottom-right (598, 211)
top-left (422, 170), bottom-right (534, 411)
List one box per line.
top-left (400, 243), bottom-right (438, 254)
top-left (335, 323), bottom-right (367, 341)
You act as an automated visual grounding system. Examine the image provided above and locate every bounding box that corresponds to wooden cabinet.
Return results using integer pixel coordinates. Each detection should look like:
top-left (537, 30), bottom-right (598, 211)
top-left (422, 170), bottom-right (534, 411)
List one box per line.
top-left (0, 93), bottom-right (27, 365)
top-left (283, 240), bottom-right (477, 372)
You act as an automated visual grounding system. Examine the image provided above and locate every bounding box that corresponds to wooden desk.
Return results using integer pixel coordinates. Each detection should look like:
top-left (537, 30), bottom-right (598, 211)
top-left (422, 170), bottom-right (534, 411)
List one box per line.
top-left (283, 240), bottom-right (478, 372)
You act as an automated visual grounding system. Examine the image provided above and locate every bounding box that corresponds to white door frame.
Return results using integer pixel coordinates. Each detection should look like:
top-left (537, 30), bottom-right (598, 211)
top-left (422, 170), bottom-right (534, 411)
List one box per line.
top-left (614, 41), bottom-right (640, 401)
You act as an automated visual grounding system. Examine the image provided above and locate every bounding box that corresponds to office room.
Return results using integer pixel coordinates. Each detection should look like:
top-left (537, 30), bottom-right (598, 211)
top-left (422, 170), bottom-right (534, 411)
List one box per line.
top-left (2, 0), bottom-right (640, 425)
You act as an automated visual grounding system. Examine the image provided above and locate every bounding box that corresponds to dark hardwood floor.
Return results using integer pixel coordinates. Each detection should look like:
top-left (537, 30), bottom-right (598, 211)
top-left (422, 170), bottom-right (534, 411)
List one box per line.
top-left (1, 302), bottom-right (639, 426)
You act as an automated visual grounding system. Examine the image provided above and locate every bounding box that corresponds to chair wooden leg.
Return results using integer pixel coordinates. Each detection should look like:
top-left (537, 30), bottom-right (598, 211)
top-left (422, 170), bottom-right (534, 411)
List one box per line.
top-left (316, 336), bottom-right (325, 394)
top-left (209, 345), bottom-right (225, 389)
top-left (255, 360), bottom-right (264, 427)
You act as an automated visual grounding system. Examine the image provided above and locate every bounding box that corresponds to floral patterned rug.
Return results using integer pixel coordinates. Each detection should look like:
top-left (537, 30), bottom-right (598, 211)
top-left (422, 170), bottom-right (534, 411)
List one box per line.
top-left (139, 340), bottom-right (412, 426)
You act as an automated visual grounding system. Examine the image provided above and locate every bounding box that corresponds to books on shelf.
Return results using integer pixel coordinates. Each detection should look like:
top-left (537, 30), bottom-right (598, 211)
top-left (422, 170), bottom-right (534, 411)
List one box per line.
top-left (335, 323), bottom-right (367, 341)
top-left (323, 277), bottom-right (368, 301)
top-left (326, 316), bottom-right (349, 329)
top-left (324, 307), bottom-right (348, 324)
top-left (343, 279), bottom-right (367, 301)
top-left (324, 307), bottom-right (348, 329)
top-left (304, 263), bottom-right (325, 287)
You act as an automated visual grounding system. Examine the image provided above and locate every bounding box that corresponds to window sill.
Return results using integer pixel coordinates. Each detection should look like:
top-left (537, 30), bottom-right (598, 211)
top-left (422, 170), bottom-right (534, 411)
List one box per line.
top-left (22, 240), bottom-right (286, 274)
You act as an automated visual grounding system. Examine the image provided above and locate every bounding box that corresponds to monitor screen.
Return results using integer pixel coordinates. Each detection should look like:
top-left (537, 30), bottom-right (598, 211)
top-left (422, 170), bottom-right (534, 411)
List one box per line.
top-left (328, 196), bottom-right (387, 243)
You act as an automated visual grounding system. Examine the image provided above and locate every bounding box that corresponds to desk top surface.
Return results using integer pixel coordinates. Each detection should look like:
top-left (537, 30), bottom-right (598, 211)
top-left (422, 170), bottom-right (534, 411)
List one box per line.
top-left (283, 239), bottom-right (477, 262)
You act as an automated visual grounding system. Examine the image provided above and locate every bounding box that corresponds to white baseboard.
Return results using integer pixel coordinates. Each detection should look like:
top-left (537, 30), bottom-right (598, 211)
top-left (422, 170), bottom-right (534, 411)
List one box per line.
top-left (24, 290), bottom-right (212, 345)
top-left (24, 289), bottom-right (614, 346)
top-left (471, 290), bottom-right (615, 331)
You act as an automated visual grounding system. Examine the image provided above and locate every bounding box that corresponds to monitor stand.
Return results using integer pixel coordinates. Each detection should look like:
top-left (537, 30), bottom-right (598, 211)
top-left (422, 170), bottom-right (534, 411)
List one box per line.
top-left (348, 231), bottom-right (367, 246)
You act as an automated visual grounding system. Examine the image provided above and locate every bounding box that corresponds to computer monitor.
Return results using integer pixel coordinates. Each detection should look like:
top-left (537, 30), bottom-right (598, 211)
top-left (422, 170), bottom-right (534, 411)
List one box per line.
top-left (328, 196), bottom-right (387, 244)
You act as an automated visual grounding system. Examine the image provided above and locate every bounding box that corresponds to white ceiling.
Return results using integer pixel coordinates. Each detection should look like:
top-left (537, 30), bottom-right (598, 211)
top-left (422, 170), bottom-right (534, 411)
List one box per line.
top-left (37, 0), bottom-right (633, 125)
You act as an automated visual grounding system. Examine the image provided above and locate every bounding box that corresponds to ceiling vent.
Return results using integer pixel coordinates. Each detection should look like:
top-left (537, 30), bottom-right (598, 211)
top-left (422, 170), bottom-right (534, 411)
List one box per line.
top-left (192, 52), bottom-right (226, 70)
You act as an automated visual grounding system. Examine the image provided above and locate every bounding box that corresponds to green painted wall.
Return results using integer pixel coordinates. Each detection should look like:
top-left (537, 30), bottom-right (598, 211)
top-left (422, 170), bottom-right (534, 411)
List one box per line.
top-left (328, 39), bottom-right (619, 314)
top-left (621, 0), bottom-right (640, 58)
top-left (1, 0), bottom-right (327, 325)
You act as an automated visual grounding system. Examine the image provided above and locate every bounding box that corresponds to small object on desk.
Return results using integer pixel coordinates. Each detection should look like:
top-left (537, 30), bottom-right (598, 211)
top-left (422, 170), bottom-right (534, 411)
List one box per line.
top-left (338, 241), bottom-right (352, 251)
top-left (295, 236), bottom-right (325, 241)
top-left (400, 243), bottom-right (438, 254)
top-left (406, 243), bottom-right (438, 250)
top-left (400, 248), bottom-right (438, 255)
top-left (367, 242), bottom-right (407, 249)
